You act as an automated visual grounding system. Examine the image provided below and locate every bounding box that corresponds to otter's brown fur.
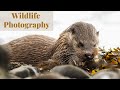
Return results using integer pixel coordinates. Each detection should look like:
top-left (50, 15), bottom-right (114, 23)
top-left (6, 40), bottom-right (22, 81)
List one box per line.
top-left (4, 35), bottom-right (56, 70)
top-left (51, 22), bottom-right (99, 70)
top-left (4, 22), bottom-right (99, 71)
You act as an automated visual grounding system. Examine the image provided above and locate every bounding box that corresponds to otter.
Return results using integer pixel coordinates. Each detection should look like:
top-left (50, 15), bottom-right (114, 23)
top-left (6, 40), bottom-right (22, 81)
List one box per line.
top-left (4, 21), bottom-right (99, 71)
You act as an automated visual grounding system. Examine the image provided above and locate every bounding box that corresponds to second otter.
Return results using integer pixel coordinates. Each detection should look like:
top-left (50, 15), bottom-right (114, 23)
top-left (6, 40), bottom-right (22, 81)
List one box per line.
top-left (5, 22), bottom-right (100, 71)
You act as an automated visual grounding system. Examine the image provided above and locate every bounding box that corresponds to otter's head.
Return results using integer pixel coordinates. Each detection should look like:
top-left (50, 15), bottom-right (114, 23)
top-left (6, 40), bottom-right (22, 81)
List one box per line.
top-left (62, 22), bottom-right (99, 70)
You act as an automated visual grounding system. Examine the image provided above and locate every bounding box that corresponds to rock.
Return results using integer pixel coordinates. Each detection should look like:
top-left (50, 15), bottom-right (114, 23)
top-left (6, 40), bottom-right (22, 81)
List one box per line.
top-left (50, 65), bottom-right (91, 79)
top-left (29, 72), bottom-right (70, 79)
top-left (9, 65), bottom-right (40, 78)
top-left (92, 68), bottom-right (120, 79)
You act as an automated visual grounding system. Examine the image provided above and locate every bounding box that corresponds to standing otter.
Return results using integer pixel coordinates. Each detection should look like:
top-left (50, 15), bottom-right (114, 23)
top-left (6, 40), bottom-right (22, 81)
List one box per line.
top-left (4, 21), bottom-right (99, 71)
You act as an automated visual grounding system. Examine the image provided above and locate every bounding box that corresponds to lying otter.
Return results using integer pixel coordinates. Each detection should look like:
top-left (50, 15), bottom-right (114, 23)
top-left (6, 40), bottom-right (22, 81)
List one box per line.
top-left (4, 21), bottom-right (100, 71)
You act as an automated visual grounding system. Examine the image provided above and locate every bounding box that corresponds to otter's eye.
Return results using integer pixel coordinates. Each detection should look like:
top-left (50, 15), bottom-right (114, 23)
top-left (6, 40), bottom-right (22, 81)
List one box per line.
top-left (71, 28), bottom-right (75, 34)
top-left (77, 42), bottom-right (84, 48)
top-left (93, 44), bottom-right (96, 47)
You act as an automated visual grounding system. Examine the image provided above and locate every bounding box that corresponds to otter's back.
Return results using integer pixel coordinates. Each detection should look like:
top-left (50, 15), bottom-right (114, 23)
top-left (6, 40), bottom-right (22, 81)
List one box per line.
top-left (4, 35), bottom-right (56, 66)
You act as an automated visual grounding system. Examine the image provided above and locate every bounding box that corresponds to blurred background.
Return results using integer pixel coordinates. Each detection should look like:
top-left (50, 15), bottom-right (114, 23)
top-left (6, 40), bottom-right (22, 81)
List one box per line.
top-left (0, 11), bottom-right (120, 50)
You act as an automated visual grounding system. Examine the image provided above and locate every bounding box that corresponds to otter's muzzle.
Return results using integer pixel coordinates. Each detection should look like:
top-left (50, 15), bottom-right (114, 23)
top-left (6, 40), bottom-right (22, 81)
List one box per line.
top-left (84, 53), bottom-right (94, 61)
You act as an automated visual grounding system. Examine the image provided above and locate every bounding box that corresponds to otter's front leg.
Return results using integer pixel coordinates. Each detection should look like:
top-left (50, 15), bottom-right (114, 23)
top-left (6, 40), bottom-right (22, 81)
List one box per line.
top-left (36, 59), bottom-right (60, 72)
top-left (51, 50), bottom-right (80, 66)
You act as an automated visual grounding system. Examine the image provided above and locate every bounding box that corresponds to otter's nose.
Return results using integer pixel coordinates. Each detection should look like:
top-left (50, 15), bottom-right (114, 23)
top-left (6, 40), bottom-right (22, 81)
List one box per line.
top-left (84, 53), bottom-right (94, 61)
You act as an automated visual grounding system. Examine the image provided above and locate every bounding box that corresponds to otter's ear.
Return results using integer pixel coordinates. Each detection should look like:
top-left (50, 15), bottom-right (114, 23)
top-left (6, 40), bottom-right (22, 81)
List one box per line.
top-left (71, 28), bottom-right (76, 34)
top-left (97, 31), bottom-right (99, 36)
